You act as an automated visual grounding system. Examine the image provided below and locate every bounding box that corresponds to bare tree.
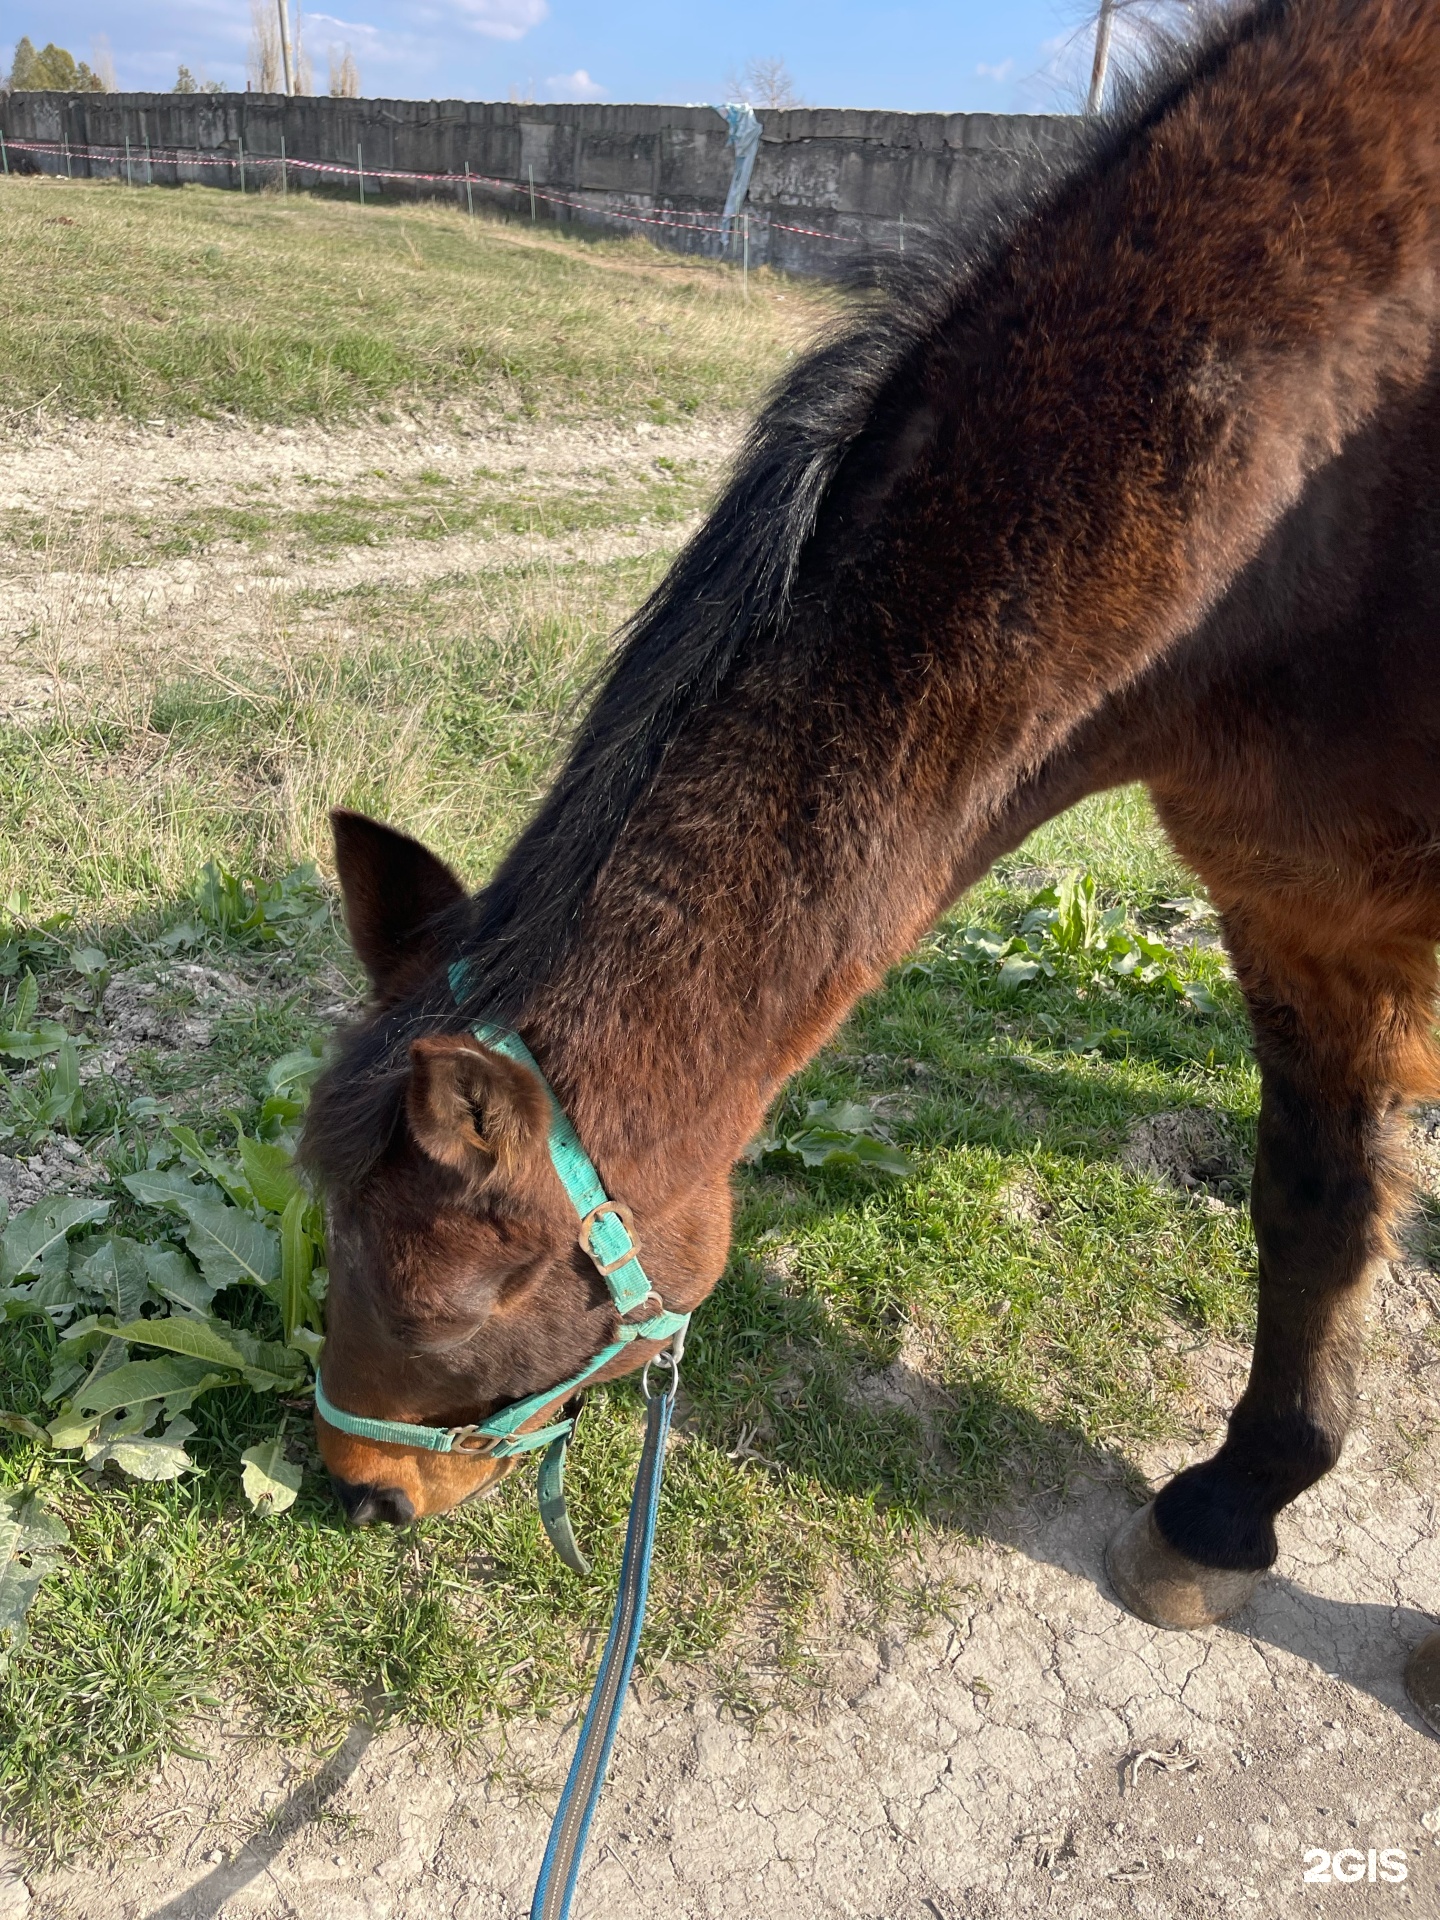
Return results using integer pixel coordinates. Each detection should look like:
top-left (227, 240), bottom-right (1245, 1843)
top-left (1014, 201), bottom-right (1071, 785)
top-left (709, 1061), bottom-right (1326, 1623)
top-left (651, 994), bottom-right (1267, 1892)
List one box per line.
top-left (293, 2), bottom-right (314, 94)
top-left (248, 0), bottom-right (283, 92)
top-left (723, 56), bottom-right (804, 110)
top-left (328, 46), bottom-right (361, 97)
top-left (90, 33), bottom-right (117, 90)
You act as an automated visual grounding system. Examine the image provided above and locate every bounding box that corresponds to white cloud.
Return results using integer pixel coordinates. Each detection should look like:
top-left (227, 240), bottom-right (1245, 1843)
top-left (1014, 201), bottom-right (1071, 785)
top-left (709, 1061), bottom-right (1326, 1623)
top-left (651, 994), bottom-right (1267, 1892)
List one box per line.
top-left (546, 67), bottom-right (604, 100)
top-left (974, 58), bottom-right (1014, 83)
top-left (306, 11), bottom-right (387, 45)
top-left (450, 0), bottom-right (548, 41)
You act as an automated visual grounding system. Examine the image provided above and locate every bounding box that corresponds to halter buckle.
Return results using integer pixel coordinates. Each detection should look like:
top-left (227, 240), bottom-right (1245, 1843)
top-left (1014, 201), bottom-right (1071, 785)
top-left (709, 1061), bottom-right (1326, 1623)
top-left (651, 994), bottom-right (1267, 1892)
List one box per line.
top-left (577, 1199), bottom-right (639, 1276)
top-left (446, 1424), bottom-right (497, 1455)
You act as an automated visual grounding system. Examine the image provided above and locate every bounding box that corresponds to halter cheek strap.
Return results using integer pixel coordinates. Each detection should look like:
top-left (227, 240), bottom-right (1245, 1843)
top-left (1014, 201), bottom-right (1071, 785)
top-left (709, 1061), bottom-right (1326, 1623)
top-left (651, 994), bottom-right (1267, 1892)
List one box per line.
top-left (314, 1000), bottom-right (690, 1571)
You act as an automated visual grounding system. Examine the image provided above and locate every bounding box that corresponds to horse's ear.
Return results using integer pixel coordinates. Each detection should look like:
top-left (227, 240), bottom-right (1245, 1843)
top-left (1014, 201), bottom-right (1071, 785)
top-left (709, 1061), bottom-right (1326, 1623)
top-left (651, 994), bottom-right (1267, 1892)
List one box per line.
top-left (331, 809), bottom-right (467, 1001)
top-left (406, 1035), bottom-right (551, 1187)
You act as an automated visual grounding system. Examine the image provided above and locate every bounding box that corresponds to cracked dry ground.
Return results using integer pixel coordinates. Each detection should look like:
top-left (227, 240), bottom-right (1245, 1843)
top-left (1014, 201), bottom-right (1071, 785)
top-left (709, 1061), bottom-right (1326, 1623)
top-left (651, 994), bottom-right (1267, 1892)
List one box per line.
top-left (6, 420), bottom-right (1440, 1920)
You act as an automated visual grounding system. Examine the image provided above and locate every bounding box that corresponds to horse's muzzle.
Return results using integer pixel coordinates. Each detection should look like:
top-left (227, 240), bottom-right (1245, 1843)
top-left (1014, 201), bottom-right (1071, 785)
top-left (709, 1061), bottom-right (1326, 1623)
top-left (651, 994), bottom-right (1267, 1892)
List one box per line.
top-left (330, 1474), bottom-right (416, 1526)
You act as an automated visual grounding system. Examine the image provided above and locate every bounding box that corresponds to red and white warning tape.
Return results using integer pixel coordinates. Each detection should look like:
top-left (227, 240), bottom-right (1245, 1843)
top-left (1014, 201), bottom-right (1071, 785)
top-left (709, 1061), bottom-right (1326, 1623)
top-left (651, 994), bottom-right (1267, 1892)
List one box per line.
top-left (0, 134), bottom-right (886, 248)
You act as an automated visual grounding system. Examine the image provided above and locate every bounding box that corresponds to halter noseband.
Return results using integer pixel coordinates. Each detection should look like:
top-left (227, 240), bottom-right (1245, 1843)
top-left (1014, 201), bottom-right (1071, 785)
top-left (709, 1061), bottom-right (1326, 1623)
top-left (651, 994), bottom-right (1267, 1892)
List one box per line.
top-left (314, 1009), bottom-right (689, 1570)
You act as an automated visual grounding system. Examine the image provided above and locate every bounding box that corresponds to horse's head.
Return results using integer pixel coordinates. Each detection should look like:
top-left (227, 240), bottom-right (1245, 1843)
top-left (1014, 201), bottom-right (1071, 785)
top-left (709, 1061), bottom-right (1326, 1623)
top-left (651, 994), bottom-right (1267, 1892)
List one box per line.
top-left (304, 811), bottom-right (698, 1524)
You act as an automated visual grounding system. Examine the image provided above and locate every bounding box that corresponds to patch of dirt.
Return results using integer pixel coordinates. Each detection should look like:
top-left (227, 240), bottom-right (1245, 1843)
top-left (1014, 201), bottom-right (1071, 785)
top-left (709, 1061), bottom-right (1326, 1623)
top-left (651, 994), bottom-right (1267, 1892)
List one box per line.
top-left (1120, 1110), bottom-right (1249, 1208)
top-left (998, 1174), bottom-right (1055, 1230)
top-left (92, 962), bottom-right (248, 1075)
top-left (849, 1326), bottom-right (953, 1427)
top-left (0, 413), bottom-right (737, 710)
top-left (0, 1138), bottom-right (104, 1213)
top-left (0, 410), bottom-right (739, 516)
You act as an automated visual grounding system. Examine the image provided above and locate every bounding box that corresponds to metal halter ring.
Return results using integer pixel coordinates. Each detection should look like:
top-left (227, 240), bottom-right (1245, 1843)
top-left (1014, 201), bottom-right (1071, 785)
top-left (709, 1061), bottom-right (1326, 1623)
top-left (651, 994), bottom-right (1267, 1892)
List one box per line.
top-left (577, 1198), bottom-right (640, 1275)
top-left (641, 1324), bottom-right (687, 1403)
top-left (446, 1424), bottom-right (497, 1455)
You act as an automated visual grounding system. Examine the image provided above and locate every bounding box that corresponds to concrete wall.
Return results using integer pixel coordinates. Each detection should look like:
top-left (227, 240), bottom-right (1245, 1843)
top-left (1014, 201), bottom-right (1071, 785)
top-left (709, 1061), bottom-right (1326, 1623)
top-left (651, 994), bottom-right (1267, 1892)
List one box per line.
top-left (0, 91), bottom-right (1084, 275)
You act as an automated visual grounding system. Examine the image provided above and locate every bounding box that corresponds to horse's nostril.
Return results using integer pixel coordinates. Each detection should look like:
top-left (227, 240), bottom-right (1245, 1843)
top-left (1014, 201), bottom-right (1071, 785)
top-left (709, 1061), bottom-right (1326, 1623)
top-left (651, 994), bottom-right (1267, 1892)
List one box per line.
top-left (330, 1474), bottom-right (415, 1527)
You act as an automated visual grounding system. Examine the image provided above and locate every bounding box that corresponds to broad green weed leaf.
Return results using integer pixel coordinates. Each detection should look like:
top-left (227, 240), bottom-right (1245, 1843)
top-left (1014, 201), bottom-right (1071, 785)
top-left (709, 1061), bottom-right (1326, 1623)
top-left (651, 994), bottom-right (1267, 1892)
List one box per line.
top-left (67, 1353), bottom-right (230, 1421)
top-left (237, 1134), bottom-right (300, 1214)
top-left (12, 974), bottom-right (36, 1029)
top-left (0, 1027), bottom-right (69, 1061)
top-left (241, 1438), bottom-right (302, 1516)
top-left (0, 1490), bottom-right (68, 1658)
top-left (164, 1125), bottom-right (251, 1205)
top-left (76, 1236), bottom-right (150, 1321)
top-left (179, 1202), bottom-right (281, 1291)
top-left (837, 1137), bottom-right (913, 1176)
top-left (142, 1243), bottom-right (216, 1313)
top-left (86, 1415), bottom-right (198, 1483)
top-left (275, 1189), bottom-right (313, 1340)
top-left (112, 1314), bottom-right (304, 1389)
top-left (264, 1047), bottom-right (326, 1100)
top-left (996, 954), bottom-right (1043, 987)
top-left (1, 1196), bottom-right (110, 1284)
top-left (43, 1354), bottom-right (86, 1405)
top-left (111, 1314), bottom-right (250, 1371)
top-left (122, 1168), bottom-right (225, 1213)
top-left (287, 1325), bottom-right (324, 1362)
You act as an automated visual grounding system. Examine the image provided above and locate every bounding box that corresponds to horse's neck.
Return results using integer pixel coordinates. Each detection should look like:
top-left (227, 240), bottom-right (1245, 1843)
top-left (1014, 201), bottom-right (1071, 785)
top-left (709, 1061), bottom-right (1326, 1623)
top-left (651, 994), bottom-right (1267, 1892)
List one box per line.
top-left (522, 0), bottom-right (1440, 1202)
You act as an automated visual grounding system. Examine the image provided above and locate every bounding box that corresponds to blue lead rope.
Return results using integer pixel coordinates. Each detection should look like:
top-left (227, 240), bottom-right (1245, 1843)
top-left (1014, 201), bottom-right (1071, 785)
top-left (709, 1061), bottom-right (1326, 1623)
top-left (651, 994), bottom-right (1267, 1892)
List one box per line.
top-left (531, 1350), bottom-right (680, 1920)
top-left (312, 995), bottom-right (690, 1906)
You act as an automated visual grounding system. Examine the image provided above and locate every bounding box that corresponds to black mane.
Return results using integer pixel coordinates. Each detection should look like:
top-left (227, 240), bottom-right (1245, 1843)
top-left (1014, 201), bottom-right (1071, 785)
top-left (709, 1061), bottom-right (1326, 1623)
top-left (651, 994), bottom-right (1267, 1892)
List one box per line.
top-left (305, 0), bottom-right (1281, 1187)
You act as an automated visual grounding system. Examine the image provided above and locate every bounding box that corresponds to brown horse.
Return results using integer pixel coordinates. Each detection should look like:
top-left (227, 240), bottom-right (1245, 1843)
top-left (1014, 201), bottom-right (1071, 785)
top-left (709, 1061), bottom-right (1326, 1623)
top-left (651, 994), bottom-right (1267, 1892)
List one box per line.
top-left (303, 0), bottom-right (1440, 1721)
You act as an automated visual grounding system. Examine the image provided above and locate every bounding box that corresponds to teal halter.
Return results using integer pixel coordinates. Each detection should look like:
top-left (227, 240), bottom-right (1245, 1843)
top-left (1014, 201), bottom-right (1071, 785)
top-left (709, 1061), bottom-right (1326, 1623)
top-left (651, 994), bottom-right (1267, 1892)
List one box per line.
top-left (315, 1002), bottom-right (689, 1571)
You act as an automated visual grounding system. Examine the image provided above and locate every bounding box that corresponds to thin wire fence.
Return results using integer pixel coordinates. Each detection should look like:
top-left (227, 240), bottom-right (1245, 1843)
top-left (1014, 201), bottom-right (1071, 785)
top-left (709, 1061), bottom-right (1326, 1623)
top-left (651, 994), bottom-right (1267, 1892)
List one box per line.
top-left (0, 133), bottom-right (896, 259)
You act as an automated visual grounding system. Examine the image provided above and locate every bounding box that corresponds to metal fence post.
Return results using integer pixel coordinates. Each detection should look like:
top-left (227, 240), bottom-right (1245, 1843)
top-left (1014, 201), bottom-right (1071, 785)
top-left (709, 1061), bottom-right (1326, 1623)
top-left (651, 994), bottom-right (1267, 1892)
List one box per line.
top-left (357, 143), bottom-right (364, 205)
top-left (124, 135), bottom-right (133, 187)
top-left (465, 164), bottom-right (473, 218)
top-left (280, 133), bottom-right (287, 196)
top-left (742, 210), bottom-right (749, 299)
top-left (239, 137), bottom-right (246, 193)
top-left (529, 163), bottom-right (536, 222)
top-left (0, 132), bottom-right (8, 177)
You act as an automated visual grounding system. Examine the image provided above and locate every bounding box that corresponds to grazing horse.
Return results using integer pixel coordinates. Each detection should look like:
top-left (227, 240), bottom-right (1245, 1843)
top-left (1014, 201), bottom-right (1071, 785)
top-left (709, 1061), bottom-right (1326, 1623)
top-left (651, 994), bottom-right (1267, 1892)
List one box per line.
top-left (303, 0), bottom-right (1440, 1721)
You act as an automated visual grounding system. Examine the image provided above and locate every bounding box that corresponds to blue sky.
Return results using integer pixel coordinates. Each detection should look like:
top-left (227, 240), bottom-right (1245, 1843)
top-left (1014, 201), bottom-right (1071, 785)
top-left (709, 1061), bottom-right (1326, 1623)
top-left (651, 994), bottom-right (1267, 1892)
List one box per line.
top-left (4, 1), bottom-right (1113, 113)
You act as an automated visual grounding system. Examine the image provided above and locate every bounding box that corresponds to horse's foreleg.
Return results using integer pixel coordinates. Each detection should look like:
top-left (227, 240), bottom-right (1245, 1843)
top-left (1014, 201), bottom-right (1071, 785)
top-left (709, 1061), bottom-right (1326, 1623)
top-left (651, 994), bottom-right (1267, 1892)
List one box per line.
top-left (1108, 905), bottom-right (1438, 1629)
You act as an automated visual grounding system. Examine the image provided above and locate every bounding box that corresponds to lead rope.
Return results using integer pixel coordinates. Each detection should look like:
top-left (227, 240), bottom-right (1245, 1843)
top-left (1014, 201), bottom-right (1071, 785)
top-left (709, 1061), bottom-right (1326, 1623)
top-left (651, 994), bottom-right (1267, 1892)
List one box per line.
top-left (530, 1336), bottom-right (683, 1920)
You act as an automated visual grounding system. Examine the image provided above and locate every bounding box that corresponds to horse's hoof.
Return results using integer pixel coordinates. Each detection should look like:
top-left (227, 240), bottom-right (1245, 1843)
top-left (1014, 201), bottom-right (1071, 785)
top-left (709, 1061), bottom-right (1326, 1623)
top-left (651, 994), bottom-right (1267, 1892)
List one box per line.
top-left (1105, 1500), bottom-right (1263, 1628)
top-left (1404, 1631), bottom-right (1440, 1737)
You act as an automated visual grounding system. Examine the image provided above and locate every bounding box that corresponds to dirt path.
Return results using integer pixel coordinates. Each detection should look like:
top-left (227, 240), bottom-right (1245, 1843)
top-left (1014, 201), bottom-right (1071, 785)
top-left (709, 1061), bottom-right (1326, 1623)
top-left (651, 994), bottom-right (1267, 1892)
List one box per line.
top-left (17, 1265), bottom-right (1440, 1920)
top-left (0, 412), bottom-right (737, 708)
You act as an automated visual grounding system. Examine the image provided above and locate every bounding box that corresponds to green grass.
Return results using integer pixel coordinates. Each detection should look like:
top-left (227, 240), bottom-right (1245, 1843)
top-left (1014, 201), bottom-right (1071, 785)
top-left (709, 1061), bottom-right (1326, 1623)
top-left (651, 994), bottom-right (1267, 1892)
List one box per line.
top-left (0, 176), bottom-right (830, 425)
top-left (0, 558), bottom-right (666, 914)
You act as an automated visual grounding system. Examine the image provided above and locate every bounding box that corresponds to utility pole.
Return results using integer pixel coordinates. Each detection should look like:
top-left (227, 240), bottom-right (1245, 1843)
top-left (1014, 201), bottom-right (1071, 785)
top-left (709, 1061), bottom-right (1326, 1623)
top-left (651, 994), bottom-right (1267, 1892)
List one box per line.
top-left (276, 0), bottom-right (294, 95)
top-left (1087, 0), bottom-right (1116, 114)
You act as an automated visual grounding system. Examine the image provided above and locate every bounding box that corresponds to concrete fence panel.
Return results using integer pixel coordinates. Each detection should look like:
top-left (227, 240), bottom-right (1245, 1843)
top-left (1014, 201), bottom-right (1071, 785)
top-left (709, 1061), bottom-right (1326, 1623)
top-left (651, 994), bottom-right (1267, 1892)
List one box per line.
top-left (0, 90), bottom-right (1086, 275)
